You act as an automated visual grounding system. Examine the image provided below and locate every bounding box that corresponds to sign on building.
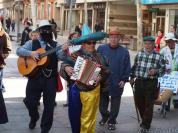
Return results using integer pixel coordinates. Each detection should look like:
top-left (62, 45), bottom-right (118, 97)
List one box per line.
top-left (142, 0), bottom-right (178, 4)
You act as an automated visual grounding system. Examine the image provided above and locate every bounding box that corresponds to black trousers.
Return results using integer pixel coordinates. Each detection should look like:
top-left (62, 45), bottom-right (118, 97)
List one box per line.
top-left (99, 91), bottom-right (121, 124)
top-left (134, 78), bottom-right (158, 129)
top-left (0, 91), bottom-right (8, 124)
top-left (24, 76), bottom-right (57, 132)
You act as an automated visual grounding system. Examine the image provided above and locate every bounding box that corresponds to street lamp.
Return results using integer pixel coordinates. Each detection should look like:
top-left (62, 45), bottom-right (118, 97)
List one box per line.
top-left (15, 0), bottom-right (23, 42)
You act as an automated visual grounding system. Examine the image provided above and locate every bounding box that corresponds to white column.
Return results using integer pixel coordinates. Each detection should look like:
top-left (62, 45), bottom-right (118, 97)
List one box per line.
top-left (30, 0), bottom-right (37, 28)
top-left (80, 9), bottom-right (83, 23)
top-left (91, 9), bottom-right (95, 32)
top-left (65, 10), bottom-right (68, 30)
top-left (136, 0), bottom-right (143, 51)
top-left (165, 9), bottom-right (170, 34)
top-left (67, 0), bottom-right (73, 34)
top-left (84, 0), bottom-right (88, 24)
top-left (104, 1), bottom-right (109, 33)
top-left (169, 10), bottom-right (175, 30)
top-left (60, 4), bottom-right (64, 35)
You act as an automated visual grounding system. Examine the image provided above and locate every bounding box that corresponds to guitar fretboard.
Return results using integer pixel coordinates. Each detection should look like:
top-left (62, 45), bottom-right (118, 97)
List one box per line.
top-left (40, 45), bottom-right (62, 58)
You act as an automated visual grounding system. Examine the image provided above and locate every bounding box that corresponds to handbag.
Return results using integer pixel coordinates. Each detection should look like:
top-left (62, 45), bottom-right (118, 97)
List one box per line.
top-left (57, 72), bottom-right (63, 92)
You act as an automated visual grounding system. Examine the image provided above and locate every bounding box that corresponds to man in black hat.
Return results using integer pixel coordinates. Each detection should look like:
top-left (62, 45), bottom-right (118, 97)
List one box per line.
top-left (130, 36), bottom-right (165, 133)
top-left (16, 20), bottom-right (67, 133)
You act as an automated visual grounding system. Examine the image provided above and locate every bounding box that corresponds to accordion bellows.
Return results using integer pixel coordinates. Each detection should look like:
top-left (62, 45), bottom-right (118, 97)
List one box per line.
top-left (71, 56), bottom-right (101, 86)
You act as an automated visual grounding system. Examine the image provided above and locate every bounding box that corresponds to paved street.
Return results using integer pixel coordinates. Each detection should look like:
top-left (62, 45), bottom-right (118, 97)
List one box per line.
top-left (1, 30), bottom-right (178, 133)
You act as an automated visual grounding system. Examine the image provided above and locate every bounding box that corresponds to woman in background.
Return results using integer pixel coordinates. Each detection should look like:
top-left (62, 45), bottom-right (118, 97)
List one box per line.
top-left (63, 31), bottom-right (80, 107)
top-left (155, 29), bottom-right (164, 52)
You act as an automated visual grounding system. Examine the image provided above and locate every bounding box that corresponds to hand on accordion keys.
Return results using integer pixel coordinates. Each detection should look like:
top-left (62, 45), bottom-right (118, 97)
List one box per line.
top-left (118, 81), bottom-right (125, 88)
top-left (64, 66), bottom-right (74, 77)
top-left (93, 74), bottom-right (102, 86)
top-left (70, 56), bottom-right (102, 87)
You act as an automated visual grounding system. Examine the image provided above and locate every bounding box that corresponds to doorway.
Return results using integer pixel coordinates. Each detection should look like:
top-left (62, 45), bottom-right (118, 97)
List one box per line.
top-left (156, 16), bottom-right (165, 32)
top-left (156, 10), bottom-right (166, 33)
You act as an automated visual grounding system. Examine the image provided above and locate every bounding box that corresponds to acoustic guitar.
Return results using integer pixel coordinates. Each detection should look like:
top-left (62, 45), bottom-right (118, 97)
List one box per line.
top-left (17, 46), bottom-right (62, 77)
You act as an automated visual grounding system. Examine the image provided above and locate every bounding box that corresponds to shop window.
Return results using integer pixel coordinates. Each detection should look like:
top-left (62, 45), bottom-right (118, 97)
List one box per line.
top-left (143, 11), bottom-right (152, 36)
top-left (157, 10), bottom-right (165, 16)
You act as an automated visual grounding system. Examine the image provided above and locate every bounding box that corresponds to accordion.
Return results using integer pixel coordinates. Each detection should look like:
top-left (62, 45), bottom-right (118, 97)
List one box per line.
top-left (70, 56), bottom-right (101, 86)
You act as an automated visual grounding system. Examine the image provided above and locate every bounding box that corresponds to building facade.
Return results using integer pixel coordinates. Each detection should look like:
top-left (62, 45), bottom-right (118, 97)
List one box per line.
top-left (59, 0), bottom-right (137, 37)
top-left (23, 0), bottom-right (60, 27)
top-left (0, 0), bottom-right (15, 28)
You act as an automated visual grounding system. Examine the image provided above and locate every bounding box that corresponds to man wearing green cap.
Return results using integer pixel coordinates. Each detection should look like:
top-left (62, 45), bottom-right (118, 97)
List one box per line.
top-left (130, 36), bottom-right (165, 132)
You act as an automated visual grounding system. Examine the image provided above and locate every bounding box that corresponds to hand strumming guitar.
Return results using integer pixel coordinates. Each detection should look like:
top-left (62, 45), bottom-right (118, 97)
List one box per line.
top-left (30, 51), bottom-right (40, 61)
top-left (62, 44), bottom-right (69, 51)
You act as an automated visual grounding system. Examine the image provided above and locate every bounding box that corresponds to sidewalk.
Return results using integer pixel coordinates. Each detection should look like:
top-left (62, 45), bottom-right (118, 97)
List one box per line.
top-left (1, 34), bottom-right (178, 133)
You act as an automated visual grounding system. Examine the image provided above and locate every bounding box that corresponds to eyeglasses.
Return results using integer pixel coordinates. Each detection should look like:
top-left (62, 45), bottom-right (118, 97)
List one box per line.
top-left (86, 42), bottom-right (96, 45)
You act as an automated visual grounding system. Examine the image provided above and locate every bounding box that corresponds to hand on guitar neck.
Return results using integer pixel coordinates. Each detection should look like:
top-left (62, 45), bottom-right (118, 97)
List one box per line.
top-left (62, 44), bottom-right (69, 51)
top-left (30, 51), bottom-right (40, 61)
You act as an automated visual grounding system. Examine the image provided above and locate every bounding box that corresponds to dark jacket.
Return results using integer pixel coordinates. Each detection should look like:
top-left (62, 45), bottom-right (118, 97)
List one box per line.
top-left (21, 27), bottom-right (32, 46)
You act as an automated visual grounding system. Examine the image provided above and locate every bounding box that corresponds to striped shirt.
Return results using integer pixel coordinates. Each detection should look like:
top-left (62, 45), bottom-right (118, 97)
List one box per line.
top-left (131, 50), bottom-right (165, 79)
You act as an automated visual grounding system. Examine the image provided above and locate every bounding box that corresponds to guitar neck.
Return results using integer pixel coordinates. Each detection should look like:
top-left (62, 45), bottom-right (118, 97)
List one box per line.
top-left (40, 45), bottom-right (62, 58)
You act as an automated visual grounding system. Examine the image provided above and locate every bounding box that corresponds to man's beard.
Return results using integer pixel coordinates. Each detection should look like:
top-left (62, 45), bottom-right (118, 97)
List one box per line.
top-left (41, 33), bottom-right (53, 43)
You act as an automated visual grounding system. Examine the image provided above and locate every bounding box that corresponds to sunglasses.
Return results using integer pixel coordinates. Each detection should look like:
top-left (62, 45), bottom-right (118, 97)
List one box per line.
top-left (86, 42), bottom-right (96, 45)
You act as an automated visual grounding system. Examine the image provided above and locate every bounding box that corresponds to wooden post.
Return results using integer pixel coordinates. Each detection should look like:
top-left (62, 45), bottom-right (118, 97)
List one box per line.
top-left (136, 0), bottom-right (143, 51)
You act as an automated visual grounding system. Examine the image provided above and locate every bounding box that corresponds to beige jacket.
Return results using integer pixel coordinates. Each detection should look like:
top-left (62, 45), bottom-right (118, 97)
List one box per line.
top-left (0, 29), bottom-right (12, 68)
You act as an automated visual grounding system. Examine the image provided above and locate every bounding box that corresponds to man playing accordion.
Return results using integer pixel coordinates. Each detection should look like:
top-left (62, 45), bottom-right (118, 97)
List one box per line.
top-left (60, 24), bottom-right (110, 133)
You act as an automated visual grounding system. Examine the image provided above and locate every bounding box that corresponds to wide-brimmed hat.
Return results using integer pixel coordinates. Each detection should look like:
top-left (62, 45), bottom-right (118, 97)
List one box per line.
top-left (165, 33), bottom-right (177, 41)
top-left (31, 27), bottom-right (39, 33)
top-left (108, 27), bottom-right (121, 35)
top-left (37, 20), bottom-right (52, 29)
top-left (70, 24), bottom-right (107, 45)
top-left (143, 36), bottom-right (155, 42)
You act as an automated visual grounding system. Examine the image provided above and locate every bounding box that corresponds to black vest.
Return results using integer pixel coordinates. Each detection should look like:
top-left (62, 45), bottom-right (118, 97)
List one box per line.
top-left (32, 40), bottom-right (58, 78)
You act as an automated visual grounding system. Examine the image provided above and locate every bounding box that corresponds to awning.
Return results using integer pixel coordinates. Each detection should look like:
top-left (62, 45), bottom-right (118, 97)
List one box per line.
top-left (142, 0), bottom-right (178, 5)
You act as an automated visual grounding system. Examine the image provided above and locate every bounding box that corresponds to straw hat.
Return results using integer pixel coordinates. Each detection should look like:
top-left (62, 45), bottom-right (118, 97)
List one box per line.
top-left (108, 27), bottom-right (121, 35)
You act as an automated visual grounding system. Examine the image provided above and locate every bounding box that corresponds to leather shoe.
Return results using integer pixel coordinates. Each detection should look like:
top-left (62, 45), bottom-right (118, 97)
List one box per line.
top-left (29, 120), bottom-right (37, 129)
top-left (29, 114), bottom-right (39, 129)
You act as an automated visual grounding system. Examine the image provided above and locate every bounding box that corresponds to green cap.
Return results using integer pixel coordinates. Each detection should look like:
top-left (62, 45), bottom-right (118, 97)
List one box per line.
top-left (143, 36), bottom-right (155, 42)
